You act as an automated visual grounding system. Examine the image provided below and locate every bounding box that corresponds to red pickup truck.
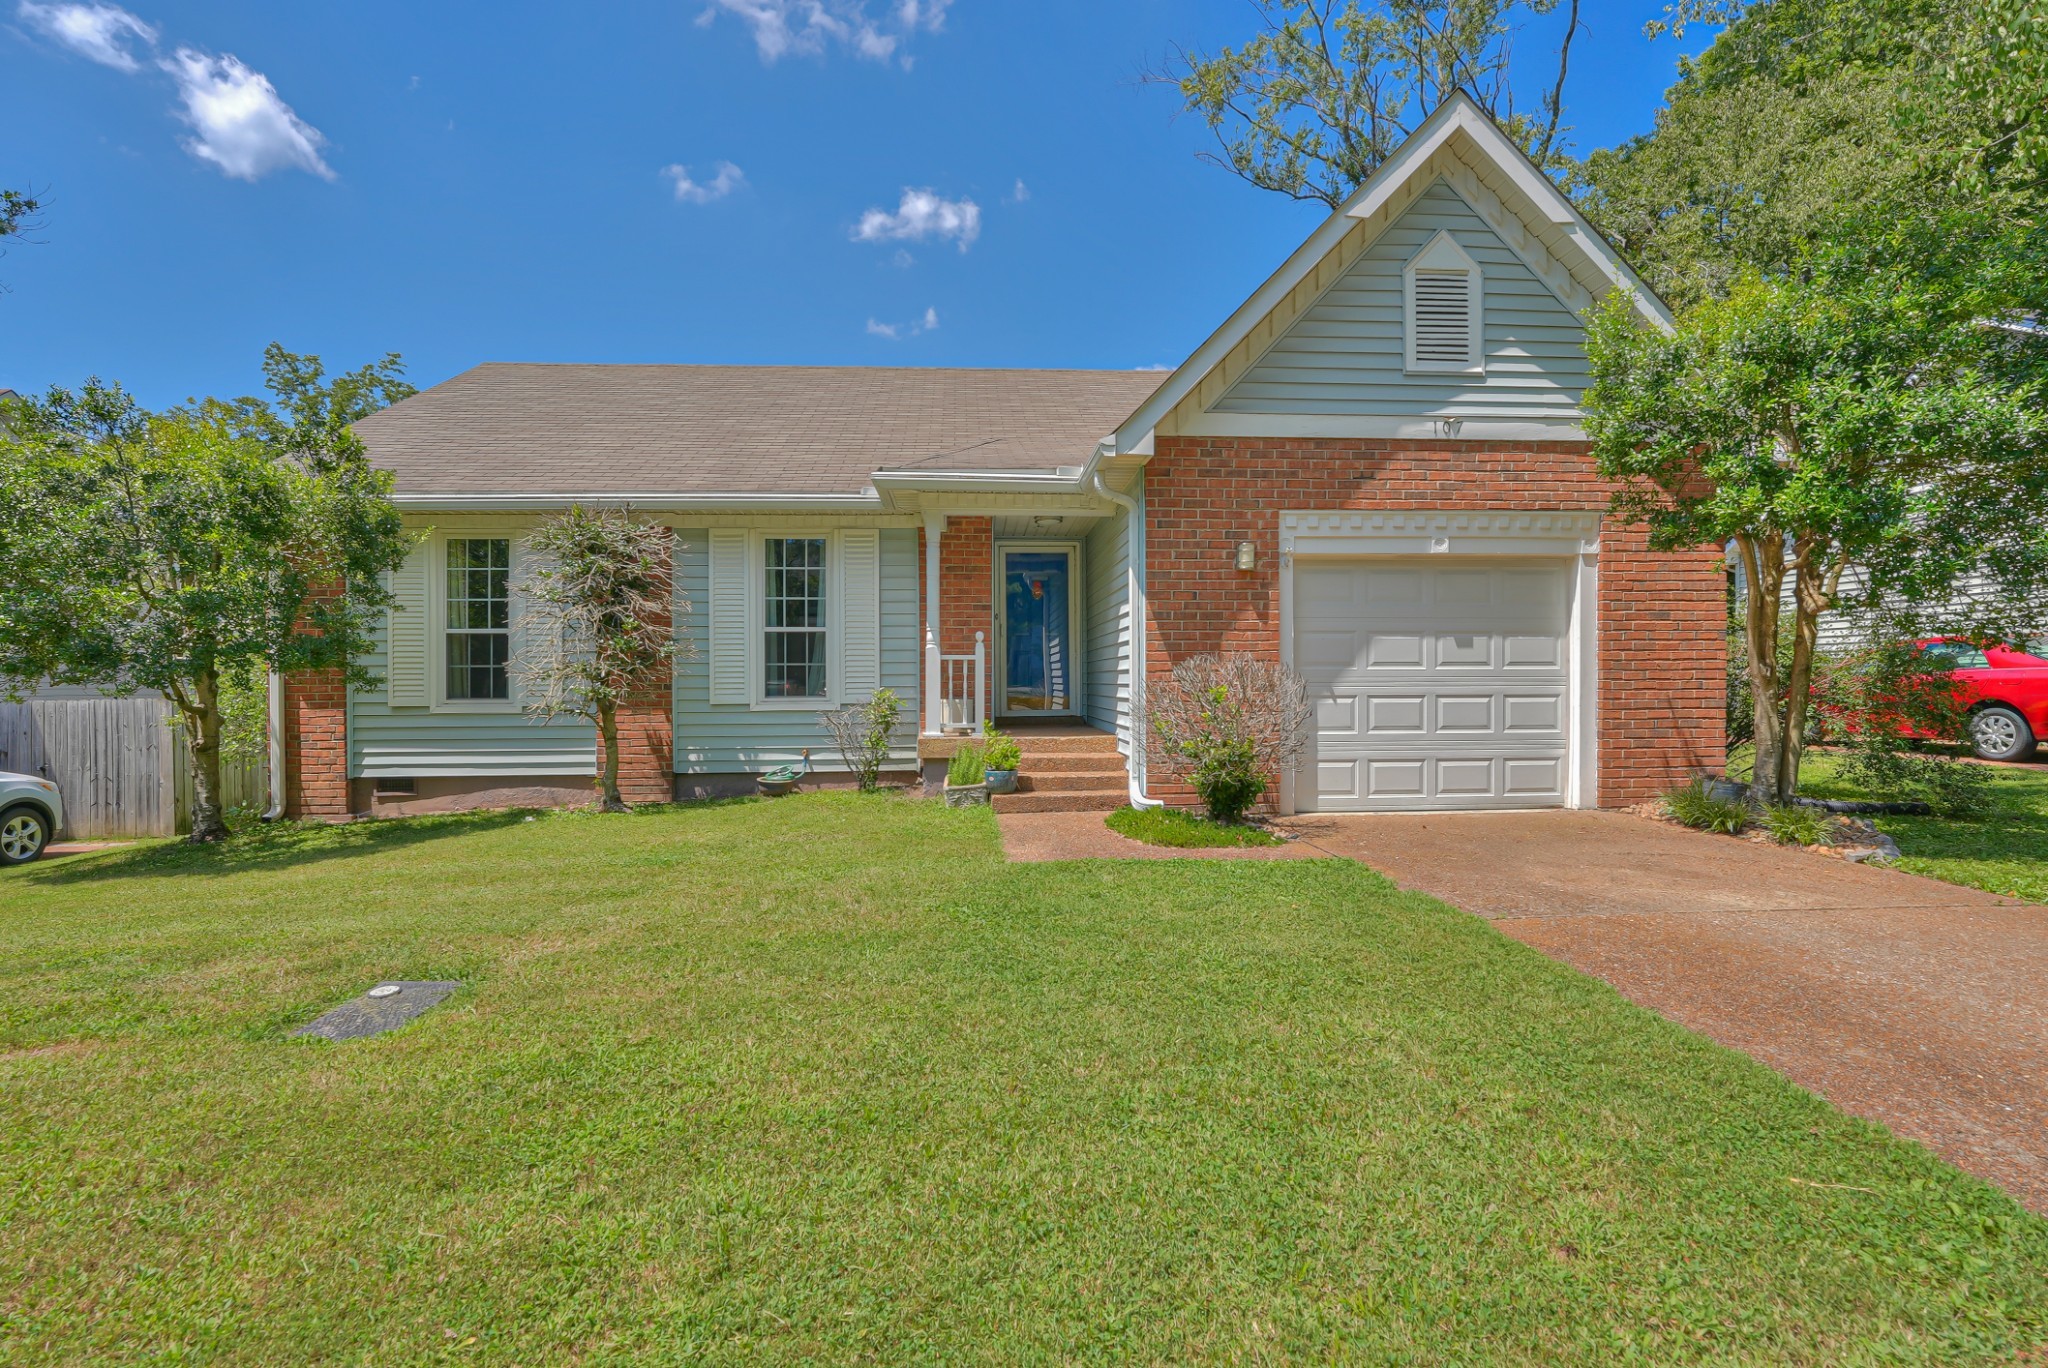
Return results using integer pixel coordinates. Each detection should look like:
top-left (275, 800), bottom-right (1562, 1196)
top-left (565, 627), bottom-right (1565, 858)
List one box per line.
top-left (1918, 638), bottom-right (2048, 762)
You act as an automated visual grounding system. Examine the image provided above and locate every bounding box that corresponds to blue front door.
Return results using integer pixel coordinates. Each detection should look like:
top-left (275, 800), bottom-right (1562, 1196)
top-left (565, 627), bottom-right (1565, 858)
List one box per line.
top-left (1000, 548), bottom-right (1074, 715)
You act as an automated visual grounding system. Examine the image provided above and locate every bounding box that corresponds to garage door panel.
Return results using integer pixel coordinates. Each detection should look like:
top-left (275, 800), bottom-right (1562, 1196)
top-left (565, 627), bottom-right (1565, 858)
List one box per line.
top-left (1364, 695), bottom-right (1426, 734)
top-left (1295, 558), bottom-right (1572, 812)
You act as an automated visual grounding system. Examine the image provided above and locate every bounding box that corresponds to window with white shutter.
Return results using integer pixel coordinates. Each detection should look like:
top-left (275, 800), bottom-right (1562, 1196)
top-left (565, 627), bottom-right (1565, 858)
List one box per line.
top-left (1403, 230), bottom-right (1484, 374)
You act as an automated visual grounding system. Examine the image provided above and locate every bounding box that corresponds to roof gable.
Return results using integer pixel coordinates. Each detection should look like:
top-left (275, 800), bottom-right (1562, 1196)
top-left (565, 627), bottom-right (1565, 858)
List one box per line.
top-left (1114, 93), bottom-right (1669, 451)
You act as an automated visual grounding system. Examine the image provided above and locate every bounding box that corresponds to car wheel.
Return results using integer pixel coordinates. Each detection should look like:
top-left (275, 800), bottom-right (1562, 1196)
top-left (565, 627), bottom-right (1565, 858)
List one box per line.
top-left (0, 805), bottom-right (51, 866)
top-left (1970, 705), bottom-right (2037, 763)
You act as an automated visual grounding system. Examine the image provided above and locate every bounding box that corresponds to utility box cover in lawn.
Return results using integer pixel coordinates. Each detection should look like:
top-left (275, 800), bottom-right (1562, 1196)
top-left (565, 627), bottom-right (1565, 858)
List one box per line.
top-left (294, 981), bottom-right (463, 1041)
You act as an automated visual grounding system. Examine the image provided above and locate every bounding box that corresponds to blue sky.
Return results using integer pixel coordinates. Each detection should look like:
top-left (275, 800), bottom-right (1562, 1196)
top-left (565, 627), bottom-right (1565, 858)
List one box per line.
top-left (1, 2), bottom-right (1712, 408)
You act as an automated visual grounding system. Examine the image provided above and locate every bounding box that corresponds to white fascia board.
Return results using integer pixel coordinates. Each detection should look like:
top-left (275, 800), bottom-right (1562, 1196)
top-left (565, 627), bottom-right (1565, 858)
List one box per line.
top-left (870, 470), bottom-right (1089, 494)
top-left (390, 491), bottom-right (885, 512)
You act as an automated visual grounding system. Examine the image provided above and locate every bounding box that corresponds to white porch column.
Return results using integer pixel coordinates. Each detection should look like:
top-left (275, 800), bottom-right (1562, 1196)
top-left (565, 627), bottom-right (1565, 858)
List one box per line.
top-left (923, 511), bottom-right (945, 735)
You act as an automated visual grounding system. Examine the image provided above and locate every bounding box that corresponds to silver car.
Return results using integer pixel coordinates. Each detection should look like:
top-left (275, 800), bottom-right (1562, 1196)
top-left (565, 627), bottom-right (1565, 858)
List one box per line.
top-left (0, 770), bottom-right (63, 866)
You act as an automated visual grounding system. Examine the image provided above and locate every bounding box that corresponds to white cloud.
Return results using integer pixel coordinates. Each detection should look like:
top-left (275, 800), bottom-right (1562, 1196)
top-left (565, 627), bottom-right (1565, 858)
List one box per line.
top-left (663, 160), bottom-right (745, 204)
top-left (162, 47), bottom-right (334, 181)
top-left (698, 0), bottom-right (949, 66)
top-left (1007, 178), bottom-right (1029, 204)
top-left (16, 1), bottom-right (156, 71)
top-left (1135, 363), bottom-right (1173, 371)
top-left (866, 306), bottom-right (939, 340)
top-left (853, 188), bottom-right (979, 252)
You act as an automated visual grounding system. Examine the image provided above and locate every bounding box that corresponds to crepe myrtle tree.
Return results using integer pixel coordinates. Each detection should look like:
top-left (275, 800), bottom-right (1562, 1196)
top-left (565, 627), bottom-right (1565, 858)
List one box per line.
top-left (1582, 210), bottom-right (2048, 805)
top-left (0, 358), bottom-right (415, 842)
top-left (1148, 654), bottom-right (1315, 822)
top-left (510, 506), bottom-right (683, 813)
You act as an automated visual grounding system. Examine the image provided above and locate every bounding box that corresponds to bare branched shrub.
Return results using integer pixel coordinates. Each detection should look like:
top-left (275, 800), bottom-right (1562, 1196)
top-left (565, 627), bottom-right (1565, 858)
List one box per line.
top-left (821, 688), bottom-right (904, 793)
top-left (1147, 653), bottom-right (1313, 822)
top-left (511, 505), bottom-right (686, 812)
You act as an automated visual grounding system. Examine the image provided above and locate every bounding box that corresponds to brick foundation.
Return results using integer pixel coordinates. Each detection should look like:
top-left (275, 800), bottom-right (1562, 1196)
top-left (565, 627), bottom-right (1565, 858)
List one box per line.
top-left (1143, 436), bottom-right (1726, 809)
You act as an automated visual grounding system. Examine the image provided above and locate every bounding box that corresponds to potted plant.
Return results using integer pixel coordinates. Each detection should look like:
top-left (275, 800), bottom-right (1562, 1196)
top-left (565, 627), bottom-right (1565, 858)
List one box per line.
top-left (944, 743), bottom-right (988, 808)
top-left (982, 723), bottom-right (1021, 795)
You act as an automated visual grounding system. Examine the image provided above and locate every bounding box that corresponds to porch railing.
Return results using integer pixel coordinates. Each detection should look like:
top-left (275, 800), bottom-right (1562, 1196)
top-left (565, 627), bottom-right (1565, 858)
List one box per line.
top-left (928, 631), bottom-right (986, 734)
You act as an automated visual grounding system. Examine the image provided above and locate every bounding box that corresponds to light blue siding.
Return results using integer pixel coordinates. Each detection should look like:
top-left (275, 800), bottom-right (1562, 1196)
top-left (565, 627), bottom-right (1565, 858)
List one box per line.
top-left (672, 527), bottom-right (921, 773)
top-left (1082, 502), bottom-right (1132, 755)
top-left (347, 605), bottom-right (595, 780)
top-left (1217, 179), bottom-right (1589, 420)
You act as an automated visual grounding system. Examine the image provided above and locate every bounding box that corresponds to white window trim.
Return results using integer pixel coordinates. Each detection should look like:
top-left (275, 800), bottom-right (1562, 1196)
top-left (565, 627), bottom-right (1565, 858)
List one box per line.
top-left (1274, 510), bottom-right (1600, 814)
top-left (1403, 228), bottom-right (1485, 375)
top-left (748, 528), bottom-right (841, 712)
top-left (431, 529), bottom-right (524, 714)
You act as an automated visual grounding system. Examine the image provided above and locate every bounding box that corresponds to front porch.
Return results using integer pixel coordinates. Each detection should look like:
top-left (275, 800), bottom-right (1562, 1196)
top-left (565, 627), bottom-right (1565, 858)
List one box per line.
top-left (919, 719), bottom-right (1132, 813)
top-left (914, 506), bottom-right (1132, 751)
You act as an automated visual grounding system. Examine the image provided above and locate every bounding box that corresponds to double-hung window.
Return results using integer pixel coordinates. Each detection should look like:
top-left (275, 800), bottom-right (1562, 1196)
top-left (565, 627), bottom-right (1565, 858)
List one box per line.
top-left (446, 537), bottom-right (511, 701)
top-left (763, 536), bottom-right (827, 699)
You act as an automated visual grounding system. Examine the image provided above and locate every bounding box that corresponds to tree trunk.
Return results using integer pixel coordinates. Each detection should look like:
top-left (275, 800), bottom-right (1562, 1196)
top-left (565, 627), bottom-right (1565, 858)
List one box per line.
top-left (596, 703), bottom-right (628, 813)
top-left (1734, 532), bottom-right (1788, 805)
top-left (180, 669), bottom-right (230, 844)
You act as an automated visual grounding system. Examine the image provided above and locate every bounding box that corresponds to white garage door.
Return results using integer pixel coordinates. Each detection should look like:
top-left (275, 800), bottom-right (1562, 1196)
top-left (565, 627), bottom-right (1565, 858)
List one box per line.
top-left (1293, 558), bottom-right (1573, 811)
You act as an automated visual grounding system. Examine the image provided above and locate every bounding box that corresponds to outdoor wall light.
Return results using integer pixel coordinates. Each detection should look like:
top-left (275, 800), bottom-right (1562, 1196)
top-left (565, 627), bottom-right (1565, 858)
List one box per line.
top-left (1235, 541), bottom-right (1257, 571)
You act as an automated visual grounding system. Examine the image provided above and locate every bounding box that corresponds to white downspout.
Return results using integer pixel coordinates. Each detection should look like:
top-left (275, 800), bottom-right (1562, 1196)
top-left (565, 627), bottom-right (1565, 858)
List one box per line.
top-left (1090, 468), bottom-right (1162, 809)
top-left (261, 669), bottom-right (286, 820)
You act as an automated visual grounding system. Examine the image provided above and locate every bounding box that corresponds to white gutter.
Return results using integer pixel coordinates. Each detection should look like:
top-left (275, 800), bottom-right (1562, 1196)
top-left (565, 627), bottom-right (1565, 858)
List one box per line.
top-left (261, 669), bottom-right (286, 820)
top-left (1090, 466), bottom-right (1161, 809)
top-left (391, 491), bottom-right (885, 511)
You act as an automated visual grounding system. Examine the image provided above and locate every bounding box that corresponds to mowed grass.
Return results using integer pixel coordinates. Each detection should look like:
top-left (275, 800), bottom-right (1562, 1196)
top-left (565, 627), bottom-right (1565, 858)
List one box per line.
top-left (1104, 804), bottom-right (1284, 848)
top-left (1798, 751), bottom-right (2048, 904)
top-left (1, 796), bottom-right (2045, 1364)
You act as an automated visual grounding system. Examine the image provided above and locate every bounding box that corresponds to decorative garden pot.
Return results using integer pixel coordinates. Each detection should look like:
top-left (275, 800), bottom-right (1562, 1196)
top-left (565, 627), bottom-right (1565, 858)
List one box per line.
top-left (944, 784), bottom-right (990, 809)
top-left (984, 769), bottom-right (1018, 795)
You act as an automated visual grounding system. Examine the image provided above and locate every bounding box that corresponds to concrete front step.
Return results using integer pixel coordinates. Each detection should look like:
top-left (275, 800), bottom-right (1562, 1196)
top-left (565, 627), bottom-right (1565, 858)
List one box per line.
top-left (1018, 770), bottom-right (1131, 793)
top-left (992, 788), bottom-right (1127, 814)
top-left (1017, 753), bottom-right (1129, 775)
top-left (1011, 734), bottom-right (1121, 755)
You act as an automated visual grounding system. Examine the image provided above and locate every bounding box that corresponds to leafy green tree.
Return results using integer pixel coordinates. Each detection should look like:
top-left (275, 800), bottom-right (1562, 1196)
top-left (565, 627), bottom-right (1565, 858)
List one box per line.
top-left (509, 506), bottom-right (682, 813)
top-left (1163, 0), bottom-right (1586, 207)
top-left (1, 186), bottom-right (43, 291)
top-left (1582, 213), bottom-right (2048, 803)
top-left (0, 357), bottom-right (414, 842)
top-left (1577, 0), bottom-right (2042, 307)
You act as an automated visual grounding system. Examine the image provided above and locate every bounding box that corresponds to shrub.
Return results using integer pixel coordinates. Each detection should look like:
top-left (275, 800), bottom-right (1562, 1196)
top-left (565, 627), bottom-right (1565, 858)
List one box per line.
top-left (981, 723), bottom-right (1021, 772)
top-left (1664, 777), bottom-right (1750, 834)
top-left (1762, 803), bottom-right (1827, 846)
top-left (946, 743), bottom-right (987, 788)
top-left (821, 688), bottom-right (903, 793)
top-left (1147, 654), bottom-right (1313, 824)
top-left (1837, 748), bottom-right (1994, 819)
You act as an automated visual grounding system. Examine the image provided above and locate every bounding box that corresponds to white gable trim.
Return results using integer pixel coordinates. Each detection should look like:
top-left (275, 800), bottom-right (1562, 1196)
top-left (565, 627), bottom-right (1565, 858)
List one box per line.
top-left (1112, 92), bottom-right (1670, 454)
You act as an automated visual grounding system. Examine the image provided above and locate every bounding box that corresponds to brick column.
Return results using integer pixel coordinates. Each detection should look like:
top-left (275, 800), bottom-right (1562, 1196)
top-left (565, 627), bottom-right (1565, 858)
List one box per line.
top-left (284, 668), bottom-right (350, 819)
top-left (607, 535), bottom-right (675, 804)
top-left (921, 517), bottom-right (994, 722)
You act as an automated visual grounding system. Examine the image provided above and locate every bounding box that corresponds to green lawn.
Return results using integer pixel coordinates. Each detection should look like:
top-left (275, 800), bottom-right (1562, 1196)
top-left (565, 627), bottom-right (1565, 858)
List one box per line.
top-left (1104, 804), bottom-right (1283, 847)
top-left (1794, 751), bottom-right (2048, 904)
top-left (2, 796), bottom-right (2045, 1363)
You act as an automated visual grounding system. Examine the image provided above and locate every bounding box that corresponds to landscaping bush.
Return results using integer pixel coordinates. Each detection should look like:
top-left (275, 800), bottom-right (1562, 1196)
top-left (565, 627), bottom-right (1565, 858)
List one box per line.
top-left (981, 723), bottom-right (1021, 772)
top-left (821, 688), bottom-right (904, 793)
top-left (1762, 803), bottom-right (1827, 847)
top-left (1147, 654), bottom-right (1312, 824)
top-left (946, 743), bottom-right (986, 788)
top-left (1664, 777), bottom-right (1750, 834)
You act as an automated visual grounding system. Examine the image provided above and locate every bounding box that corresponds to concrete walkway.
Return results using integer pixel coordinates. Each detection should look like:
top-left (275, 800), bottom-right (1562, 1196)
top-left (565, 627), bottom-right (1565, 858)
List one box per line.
top-left (1280, 810), bottom-right (2048, 1214)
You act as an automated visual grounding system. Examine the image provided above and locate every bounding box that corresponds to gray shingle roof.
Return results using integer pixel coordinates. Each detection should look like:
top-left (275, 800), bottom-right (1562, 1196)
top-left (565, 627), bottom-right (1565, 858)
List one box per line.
top-left (354, 363), bottom-right (1167, 497)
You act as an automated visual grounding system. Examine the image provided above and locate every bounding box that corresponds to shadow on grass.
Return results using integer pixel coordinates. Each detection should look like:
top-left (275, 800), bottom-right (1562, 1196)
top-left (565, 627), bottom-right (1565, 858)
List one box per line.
top-left (15, 808), bottom-right (540, 884)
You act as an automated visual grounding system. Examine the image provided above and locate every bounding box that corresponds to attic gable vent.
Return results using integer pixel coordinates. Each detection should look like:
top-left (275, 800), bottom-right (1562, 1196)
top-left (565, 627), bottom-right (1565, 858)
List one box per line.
top-left (1404, 230), bottom-right (1483, 374)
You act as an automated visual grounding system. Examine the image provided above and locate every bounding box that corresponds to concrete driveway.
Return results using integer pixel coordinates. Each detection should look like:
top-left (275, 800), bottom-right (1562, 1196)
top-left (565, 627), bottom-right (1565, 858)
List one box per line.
top-left (1281, 810), bottom-right (2048, 1215)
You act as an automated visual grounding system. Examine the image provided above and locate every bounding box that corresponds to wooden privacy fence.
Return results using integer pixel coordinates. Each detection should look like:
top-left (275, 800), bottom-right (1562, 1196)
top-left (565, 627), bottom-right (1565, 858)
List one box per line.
top-left (0, 698), bottom-right (268, 839)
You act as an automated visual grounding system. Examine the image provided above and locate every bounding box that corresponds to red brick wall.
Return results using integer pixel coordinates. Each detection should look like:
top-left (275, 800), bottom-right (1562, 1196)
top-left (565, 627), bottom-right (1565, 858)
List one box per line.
top-left (284, 667), bottom-right (350, 820)
top-left (919, 517), bottom-right (994, 721)
top-left (1143, 436), bottom-right (1725, 808)
top-left (608, 535), bottom-right (675, 804)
